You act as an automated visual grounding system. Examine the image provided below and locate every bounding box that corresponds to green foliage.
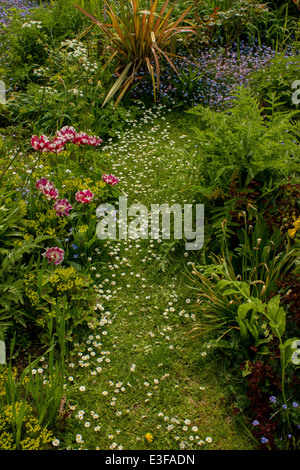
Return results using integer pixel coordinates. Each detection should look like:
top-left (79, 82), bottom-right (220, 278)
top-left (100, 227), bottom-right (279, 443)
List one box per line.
top-left (192, 0), bottom-right (299, 49)
top-left (0, 399), bottom-right (54, 450)
top-left (3, 38), bottom-right (142, 139)
top-left (75, 0), bottom-right (196, 105)
top-left (0, 193), bottom-right (23, 256)
top-left (0, 192), bottom-right (54, 339)
top-left (23, 263), bottom-right (98, 340)
top-left (195, 0), bottom-right (269, 49)
top-left (189, 232), bottom-right (299, 373)
top-left (0, 339), bottom-right (67, 448)
top-left (0, 0), bottom-right (89, 88)
top-left (247, 2), bottom-right (300, 50)
top-left (0, 120), bottom-right (121, 349)
top-left (74, 0), bottom-right (109, 22)
top-left (248, 53), bottom-right (300, 114)
top-left (186, 87), bottom-right (300, 192)
top-left (0, 0), bottom-right (299, 451)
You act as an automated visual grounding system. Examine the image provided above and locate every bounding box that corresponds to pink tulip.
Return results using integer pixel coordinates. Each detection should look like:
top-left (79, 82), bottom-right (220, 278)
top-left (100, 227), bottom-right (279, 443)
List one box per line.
top-left (102, 174), bottom-right (120, 185)
top-left (53, 198), bottom-right (73, 217)
top-left (31, 127), bottom-right (102, 153)
top-left (75, 189), bottom-right (95, 204)
top-left (31, 135), bottom-right (50, 151)
top-left (43, 246), bottom-right (64, 265)
top-left (36, 178), bottom-right (59, 200)
top-left (56, 126), bottom-right (77, 141)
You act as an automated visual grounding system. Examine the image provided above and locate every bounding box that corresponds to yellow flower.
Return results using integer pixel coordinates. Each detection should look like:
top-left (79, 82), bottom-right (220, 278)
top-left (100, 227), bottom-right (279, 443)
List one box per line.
top-left (18, 199), bottom-right (28, 217)
top-left (288, 217), bottom-right (300, 238)
top-left (0, 401), bottom-right (54, 450)
top-left (0, 432), bottom-right (16, 450)
top-left (145, 432), bottom-right (154, 443)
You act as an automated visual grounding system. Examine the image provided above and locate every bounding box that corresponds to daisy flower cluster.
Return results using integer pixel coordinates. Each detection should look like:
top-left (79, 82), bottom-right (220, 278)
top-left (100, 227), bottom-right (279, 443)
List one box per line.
top-left (31, 104), bottom-right (249, 452)
top-left (156, 413), bottom-right (213, 449)
top-left (58, 202), bottom-right (210, 450)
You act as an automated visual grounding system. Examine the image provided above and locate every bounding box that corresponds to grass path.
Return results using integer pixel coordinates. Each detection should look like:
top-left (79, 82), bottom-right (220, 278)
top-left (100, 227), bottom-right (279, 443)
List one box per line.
top-left (59, 105), bottom-right (255, 451)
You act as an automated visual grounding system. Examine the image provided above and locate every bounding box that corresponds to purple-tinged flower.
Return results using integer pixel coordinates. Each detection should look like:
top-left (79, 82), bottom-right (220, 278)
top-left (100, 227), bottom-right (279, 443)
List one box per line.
top-left (56, 126), bottom-right (77, 141)
top-left (36, 178), bottom-right (59, 200)
top-left (252, 420), bottom-right (259, 426)
top-left (75, 189), bottom-right (94, 204)
top-left (102, 174), bottom-right (119, 185)
top-left (269, 396), bottom-right (277, 404)
top-left (53, 198), bottom-right (73, 217)
top-left (43, 247), bottom-right (64, 265)
top-left (261, 437), bottom-right (268, 444)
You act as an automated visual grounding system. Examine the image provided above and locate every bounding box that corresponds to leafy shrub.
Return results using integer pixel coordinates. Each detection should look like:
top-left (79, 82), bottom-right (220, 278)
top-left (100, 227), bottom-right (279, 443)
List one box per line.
top-left (248, 53), bottom-right (300, 115)
top-left (186, 87), bottom-right (300, 191)
top-left (0, 343), bottom-right (66, 449)
top-left (189, 220), bottom-right (299, 341)
top-left (0, 191), bottom-right (54, 340)
top-left (75, 0), bottom-right (196, 105)
top-left (183, 86), bottom-right (300, 447)
top-left (3, 37), bottom-right (142, 139)
top-left (189, 227), bottom-right (300, 448)
top-left (193, 0), bottom-right (269, 50)
top-left (1, 0), bottom-right (89, 88)
top-left (23, 263), bottom-right (98, 342)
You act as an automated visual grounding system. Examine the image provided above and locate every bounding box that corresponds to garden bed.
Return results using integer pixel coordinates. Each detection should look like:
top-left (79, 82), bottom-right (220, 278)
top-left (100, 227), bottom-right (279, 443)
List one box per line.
top-left (0, 0), bottom-right (299, 452)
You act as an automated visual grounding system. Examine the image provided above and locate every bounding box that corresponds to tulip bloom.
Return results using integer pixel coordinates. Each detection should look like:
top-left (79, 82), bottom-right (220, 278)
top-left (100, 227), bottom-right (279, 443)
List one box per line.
top-left (53, 198), bottom-right (73, 216)
top-left (31, 135), bottom-right (50, 151)
top-left (36, 178), bottom-right (59, 200)
top-left (102, 174), bottom-right (120, 185)
top-left (31, 127), bottom-right (102, 153)
top-left (75, 189), bottom-right (95, 203)
top-left (43, 247), bottom-right (64, 265)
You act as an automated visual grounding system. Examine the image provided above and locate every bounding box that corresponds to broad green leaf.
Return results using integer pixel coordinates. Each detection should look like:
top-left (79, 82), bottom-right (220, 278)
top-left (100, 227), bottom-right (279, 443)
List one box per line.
top-left (237, 302), bottom-right (256, 320)
top-left (103, 62), bottom-right (133, 106)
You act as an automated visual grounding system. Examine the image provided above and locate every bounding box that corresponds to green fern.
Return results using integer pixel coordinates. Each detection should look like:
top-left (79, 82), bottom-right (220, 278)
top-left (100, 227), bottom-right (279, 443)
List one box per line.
top-left (186, 86), bottom-right (300, 189)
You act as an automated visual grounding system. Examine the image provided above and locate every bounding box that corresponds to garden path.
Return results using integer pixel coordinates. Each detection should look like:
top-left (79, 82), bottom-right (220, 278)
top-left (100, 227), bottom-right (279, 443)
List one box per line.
top-left (61, 106), bottom-right (256, 450)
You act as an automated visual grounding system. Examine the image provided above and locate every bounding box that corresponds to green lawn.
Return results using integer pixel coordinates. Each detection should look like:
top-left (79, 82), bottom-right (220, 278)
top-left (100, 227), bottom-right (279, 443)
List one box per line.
top-left (54, 105), bottom-right (256, 450)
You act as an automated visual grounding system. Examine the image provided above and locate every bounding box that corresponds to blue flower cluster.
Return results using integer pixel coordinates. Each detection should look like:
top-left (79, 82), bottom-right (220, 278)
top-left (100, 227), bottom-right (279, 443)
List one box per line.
top-left (130, 40), bottom-right (295, 110)
top-left (251, 396), bottom-right (300, 447)
top-left (0, 0), bottom-right (40, 25)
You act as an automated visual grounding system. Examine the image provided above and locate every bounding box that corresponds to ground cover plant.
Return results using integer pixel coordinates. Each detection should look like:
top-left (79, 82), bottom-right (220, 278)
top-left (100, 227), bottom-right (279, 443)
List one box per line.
top-left (0, 0), bottom-right (299, 452)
